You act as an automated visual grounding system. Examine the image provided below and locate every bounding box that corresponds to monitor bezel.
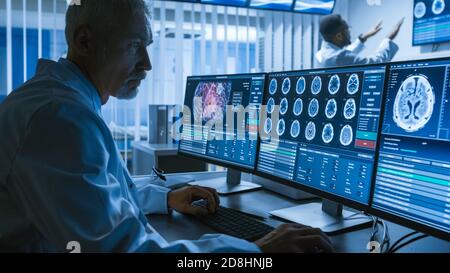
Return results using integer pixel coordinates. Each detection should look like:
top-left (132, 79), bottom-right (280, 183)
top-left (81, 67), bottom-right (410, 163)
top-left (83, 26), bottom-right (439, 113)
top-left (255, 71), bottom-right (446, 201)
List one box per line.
top-left (177, 72), bottom-right (267, 174)
top-left (254, 62), bottom-right (390, 214)
top-left (367, 56), bottom-right (450, 242)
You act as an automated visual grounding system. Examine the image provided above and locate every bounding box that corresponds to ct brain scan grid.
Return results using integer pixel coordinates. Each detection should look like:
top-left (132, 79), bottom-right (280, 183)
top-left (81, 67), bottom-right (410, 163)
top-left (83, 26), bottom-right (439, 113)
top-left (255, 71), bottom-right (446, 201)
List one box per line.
top-left (257, 65), bottom-right (388, 204)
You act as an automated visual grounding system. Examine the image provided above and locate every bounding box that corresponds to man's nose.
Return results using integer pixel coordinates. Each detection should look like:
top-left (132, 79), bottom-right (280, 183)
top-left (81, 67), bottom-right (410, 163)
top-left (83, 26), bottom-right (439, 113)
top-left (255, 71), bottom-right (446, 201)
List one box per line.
top-left (137, 47), bottom-right (152, 72)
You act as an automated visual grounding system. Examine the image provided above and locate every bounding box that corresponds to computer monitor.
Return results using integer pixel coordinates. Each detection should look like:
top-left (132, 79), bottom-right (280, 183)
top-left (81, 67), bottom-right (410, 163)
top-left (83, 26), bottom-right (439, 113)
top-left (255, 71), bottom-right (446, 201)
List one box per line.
top-left (413, 0), bottom-right (450, 45)
top-left (249, 0), bottom-right (294, 11)
top-left (293, 0), bottom-right (335, 15)
top-left (370, 58), bottom-right (450, 241)
top-left (256, 64), bottom-right (388, 233)
top-left (178, 73), bottom-right (266, 195)
top-left (200, 0), bottom-right (248, 7)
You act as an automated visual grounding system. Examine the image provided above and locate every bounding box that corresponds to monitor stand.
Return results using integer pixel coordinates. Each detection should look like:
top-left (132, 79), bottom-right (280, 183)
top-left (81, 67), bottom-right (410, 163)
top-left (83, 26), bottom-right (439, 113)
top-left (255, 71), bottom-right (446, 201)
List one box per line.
top-left (190, 169), bottom-right (262, 195)
top-left (270, 199), bottom-right (372, 235)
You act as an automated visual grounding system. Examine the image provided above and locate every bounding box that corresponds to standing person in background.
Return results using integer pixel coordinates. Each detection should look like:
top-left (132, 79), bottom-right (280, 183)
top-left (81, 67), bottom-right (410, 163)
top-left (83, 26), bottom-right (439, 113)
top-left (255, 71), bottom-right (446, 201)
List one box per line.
top-left (316, 14), bottom-right (404, 68)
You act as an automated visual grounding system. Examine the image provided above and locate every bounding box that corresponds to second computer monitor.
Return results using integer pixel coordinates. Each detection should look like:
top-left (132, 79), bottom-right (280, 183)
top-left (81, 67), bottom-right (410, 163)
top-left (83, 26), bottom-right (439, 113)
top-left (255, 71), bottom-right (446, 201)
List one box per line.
top-left (257, 64), bottom-right (388, 207)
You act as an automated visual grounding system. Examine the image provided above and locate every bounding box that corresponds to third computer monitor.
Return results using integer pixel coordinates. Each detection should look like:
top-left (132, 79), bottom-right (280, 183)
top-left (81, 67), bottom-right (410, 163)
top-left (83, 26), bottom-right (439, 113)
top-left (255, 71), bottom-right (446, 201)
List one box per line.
top-left (256, 64), bottom-right (388, 209)
top-left (371, 58), bottom-right (450, 240)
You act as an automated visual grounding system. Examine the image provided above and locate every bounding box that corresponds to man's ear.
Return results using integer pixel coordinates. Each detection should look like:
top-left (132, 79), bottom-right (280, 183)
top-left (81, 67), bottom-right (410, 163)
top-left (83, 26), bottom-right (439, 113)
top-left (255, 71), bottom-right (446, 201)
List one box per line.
top-left (71, 25), bottom-right (93, 57)
top-left (334, 32), bottom-right (343, 43)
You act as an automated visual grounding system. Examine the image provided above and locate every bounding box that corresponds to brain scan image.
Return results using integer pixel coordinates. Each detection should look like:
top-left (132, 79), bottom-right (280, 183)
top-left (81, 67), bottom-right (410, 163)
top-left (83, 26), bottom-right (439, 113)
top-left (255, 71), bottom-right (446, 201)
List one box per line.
top-left (294, 98), bottom-right (303, 116)
top-left (340, 125), bottom-right (353, 146)
top-left (393, 75), bottom-right (435, 133)
top-left (414, 1), bottom-right (426, 18)
top-left (347, 74), bottom-right (360, 95)
top-left (344, 98), bottom-right (357, 120)
top-left (194, 81), bottom-right (231, 124)
top-left (296, 77), bottom-right (306, 95)
top-left (269, 78), bottom-right (277, 95)
top-left (305, 121), bottom-right (316, 141)
top-left (264, 118), bottom-right (272, 134)
top-left (267, 98), bottom-right (275, 114)
top-left (432, 0), bottom-right (445, 15)
top-left (280, 98), bottom-right (289, 115)
top-left (282, 77), bottom-right (291, 95)
top-left (322, 123), bottom-right (334, 144)
top-left (277, 119), bottom-right (286, 136)
top-left (290, 120), bottom-right (301, 138)
top-left (311, 76), bottom-right (322, 95)
top-left (328, 75), bottom-right (341, 95)
top-left (308, 98), bottom-right (320, 118)
top-left (325, 99), bottom-right (337, 119)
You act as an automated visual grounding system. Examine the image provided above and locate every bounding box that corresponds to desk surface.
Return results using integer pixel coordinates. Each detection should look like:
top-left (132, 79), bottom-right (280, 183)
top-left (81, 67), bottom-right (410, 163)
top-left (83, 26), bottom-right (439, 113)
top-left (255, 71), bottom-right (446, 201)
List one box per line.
top-left (132, 142), bottom-right (179, 154)
top-left (145, 172), bottom-right (450, 253)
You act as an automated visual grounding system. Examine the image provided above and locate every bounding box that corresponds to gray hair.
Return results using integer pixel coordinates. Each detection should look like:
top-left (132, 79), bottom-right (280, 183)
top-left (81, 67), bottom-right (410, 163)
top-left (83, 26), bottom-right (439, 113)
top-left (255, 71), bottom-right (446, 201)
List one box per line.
top-left (65, 0), bottom-right (152, 46)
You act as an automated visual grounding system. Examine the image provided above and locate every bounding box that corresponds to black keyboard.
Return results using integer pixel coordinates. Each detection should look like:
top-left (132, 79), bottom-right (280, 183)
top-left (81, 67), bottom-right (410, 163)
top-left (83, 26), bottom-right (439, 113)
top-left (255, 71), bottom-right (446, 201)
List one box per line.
top-left (192, 200), bottom-right (275, 242)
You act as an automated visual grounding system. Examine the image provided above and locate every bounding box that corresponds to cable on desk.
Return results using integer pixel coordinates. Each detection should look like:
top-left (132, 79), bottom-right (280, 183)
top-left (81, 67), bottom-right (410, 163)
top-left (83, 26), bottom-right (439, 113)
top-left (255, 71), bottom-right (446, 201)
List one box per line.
top-left (388, 234), bottom-right (429, 253)
top-left (369, 216), bottom-right (379, 242)
top-left (379, 219), bottom-right (390, 253)
top-left (367, 216), bottom-right (391, 253)
top-left (387, 231), bottom-right (420, 253)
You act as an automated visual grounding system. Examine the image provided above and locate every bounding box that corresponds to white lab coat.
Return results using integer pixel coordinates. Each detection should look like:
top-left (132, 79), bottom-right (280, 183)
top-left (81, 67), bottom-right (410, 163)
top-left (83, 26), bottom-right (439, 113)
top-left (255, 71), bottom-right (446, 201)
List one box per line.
top-left (0, 58), bottom-right (260, 253)
top-left (315, 38), bottom-right (399, 68)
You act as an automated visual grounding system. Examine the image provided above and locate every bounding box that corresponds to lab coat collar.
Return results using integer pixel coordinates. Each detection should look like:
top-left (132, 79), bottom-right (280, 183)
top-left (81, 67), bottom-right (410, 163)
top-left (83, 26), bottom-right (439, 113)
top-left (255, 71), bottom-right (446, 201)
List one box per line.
top-left (35, 58), bottom-right (102, 115)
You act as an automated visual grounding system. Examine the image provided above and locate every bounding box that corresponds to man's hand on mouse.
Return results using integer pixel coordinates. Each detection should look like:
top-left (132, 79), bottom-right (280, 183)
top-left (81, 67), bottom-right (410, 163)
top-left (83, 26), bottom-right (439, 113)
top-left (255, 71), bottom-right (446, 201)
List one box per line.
top-left (168, 185), bottom-right (220, 216)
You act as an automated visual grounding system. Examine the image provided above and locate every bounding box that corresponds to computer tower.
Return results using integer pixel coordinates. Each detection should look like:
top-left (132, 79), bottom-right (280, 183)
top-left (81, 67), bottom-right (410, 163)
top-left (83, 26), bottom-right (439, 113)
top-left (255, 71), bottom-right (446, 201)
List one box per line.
top-left (148, 105), bottom-right (182, 144)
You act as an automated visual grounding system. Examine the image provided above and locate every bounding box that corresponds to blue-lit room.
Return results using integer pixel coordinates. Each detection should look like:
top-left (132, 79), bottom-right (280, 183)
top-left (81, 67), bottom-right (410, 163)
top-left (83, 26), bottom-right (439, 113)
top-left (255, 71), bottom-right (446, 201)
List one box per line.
top-left (0, 0), bottom-right (449, 257)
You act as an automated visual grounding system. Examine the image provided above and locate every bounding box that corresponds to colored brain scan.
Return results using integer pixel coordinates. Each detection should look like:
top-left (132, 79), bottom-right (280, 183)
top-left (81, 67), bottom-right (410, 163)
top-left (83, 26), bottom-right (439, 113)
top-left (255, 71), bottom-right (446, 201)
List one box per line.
top-left (294, 98), bottom-right (304, 116)
top-left (311, 76), bottom-right (322, 95)
top-left (340, 125), bottom-right (354, 146)
top-left (328, 75), bottom-right (340, 95)
top-left (325, 98), bottom-right (337, 119)
top-left (267, 97), bottom-right (275, 114)
top-left (277, 119), bottom-right (286, 136)
top-left (344, 98), bottom-right (357, 120)
top-left (347, 73), bottom-right (360, 95)
top-left (322, 123), bottom-right (334, 144)
top-left (305, 121), bottom-right (316, 141)
top-left (308, 98), bottom-right (320, 118)
top-left (269, 78), bottom-right (277, 95)
top-left (282, 77), bottom-right (291, 95)
top-left (280, 98), bottom-right (289, 115)
top-left (290, 120), bottom-right (301, 138)
top-left (415, 1), bottom-right (426, 18)
top-left (194, 81), bottom-right (231, 123)
top-left (432, 0), bottom-right (445, 15)
top-left (296, 76), bottom-right (306, 94)
top-left (264, 118), bottom-right (272, 134)
top-left (393, 75), bottom-right (435, 132)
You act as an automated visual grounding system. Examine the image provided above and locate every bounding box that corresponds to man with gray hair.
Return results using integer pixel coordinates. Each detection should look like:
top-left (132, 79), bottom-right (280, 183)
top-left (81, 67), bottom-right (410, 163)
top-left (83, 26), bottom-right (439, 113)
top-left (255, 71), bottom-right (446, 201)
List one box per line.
top-left (0, 0), bottom-right (332, 253)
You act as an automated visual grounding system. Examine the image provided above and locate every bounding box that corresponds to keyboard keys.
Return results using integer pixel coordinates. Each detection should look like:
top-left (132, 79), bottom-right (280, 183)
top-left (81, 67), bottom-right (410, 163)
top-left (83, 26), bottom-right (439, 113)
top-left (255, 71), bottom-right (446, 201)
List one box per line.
top-left (192, 200), bottom-right (275, 241)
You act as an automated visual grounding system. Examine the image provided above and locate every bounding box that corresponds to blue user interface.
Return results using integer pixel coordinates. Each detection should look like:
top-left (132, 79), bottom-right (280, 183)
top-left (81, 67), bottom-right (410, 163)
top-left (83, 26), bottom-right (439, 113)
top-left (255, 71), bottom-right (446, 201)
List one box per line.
top-left (249, 0), bottom-right (294, 11)
top-left (179, 74), bottom-right (266, 170)
top-left (294, 0), bottom-right (335, 14)
top-left (413, 0), bottom-right (450, 45)
top-left (372, 59), bottom-right (450, 234)
top-left (200, 0), bottom-right (248, 7)
top-left (257, 65), bottom-right (387, 205)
